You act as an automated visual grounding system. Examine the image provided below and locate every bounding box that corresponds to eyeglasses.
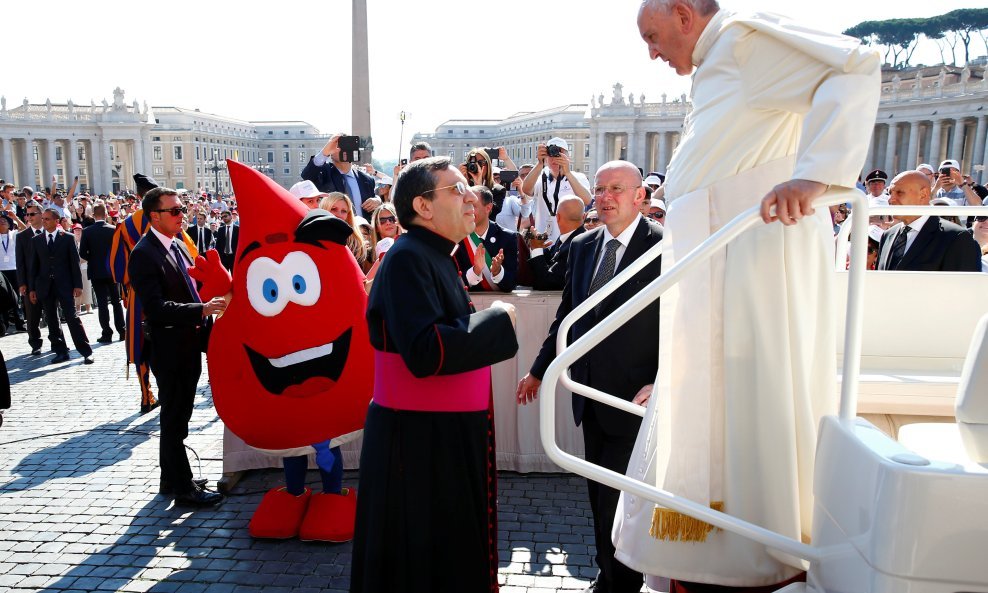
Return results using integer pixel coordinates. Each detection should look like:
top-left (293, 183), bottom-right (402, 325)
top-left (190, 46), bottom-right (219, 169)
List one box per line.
top-left (24, 212), bottom-right (37, 217)
top-left (585, 217), bottom-right (600, 224)
top-left (421, 182), bottom-right (467, 196)
top-left (378, 216), bottom-right (397, 224)
top-left (592, 184), bottom-right (632, 196)
top-left (154, 206), bottom-right (188, 216)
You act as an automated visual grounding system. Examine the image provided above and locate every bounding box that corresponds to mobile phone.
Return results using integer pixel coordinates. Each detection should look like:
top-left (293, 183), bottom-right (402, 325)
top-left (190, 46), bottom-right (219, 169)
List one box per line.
top-left (498, 170), bottom-right (519, 187)
top-left (637, 167), bottom-right (645, 178)
top-left (338, 136), bottom-right (360, 163)
top-left (400, 158), bottom-right (408, 166)
top-left (484, 148), bottom-right (499, 163)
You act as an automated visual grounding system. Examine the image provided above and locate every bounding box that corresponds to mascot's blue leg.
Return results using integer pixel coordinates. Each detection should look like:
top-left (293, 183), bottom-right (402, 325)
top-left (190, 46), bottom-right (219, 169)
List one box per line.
top-left (320, 446), bottom-right (343, 494)
top-left (283, 455), bottom-right (308, 496)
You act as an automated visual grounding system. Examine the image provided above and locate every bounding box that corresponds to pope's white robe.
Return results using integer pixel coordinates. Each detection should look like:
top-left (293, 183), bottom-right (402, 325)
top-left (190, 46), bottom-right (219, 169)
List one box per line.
top-left (612, 10), bottom-right (880, 587)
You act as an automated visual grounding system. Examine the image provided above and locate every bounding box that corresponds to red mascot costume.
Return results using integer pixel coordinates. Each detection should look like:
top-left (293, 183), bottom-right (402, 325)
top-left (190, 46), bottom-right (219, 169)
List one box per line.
top-left (191, 160), bottom-right (373, 541)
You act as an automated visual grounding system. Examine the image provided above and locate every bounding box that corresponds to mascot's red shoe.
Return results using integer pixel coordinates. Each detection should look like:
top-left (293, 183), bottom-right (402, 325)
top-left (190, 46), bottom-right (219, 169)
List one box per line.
top-left (298, 487), bottom-right (357, 543)
top-left (248, 487), bottom-right (311, 539)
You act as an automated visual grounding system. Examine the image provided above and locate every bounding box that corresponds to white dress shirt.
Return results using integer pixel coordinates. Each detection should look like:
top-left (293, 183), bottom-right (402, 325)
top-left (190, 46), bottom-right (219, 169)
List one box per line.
top-left (593, 215), bottom-right (642, 278)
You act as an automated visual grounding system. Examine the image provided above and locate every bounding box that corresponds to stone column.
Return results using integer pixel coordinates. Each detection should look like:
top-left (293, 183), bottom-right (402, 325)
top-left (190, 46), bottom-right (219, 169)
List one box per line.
top-left (657, 132), bottom-right (669, 174)
top-left (24, 139), bottom-right (37, 190)
top-left (929, 119), bottom-right (943, 165)
top-left (0, 138), bottom-right (14, 183)
top-left (40, 139), bottom-right (57, 189)
top-left (64, 139), bottom-right (78, 187)
top-left (100, 138), bottom-right (112, 194)
top-left (949, 118), bottom-right (966, 162)
top-left (83, 140), bottom-right (96, 192)
top-left (971, 115), bottom-right (987, 177)
top-left (595, 131), bottom-right (607, 172)
top-left (884, 122), bottom-right (898, 175)
top-left (905, 121), bottom-right (920, 171)
top-left (139, 129), bottom-right (152, 173)
top-left (863, 126), bottom-right (876, 172)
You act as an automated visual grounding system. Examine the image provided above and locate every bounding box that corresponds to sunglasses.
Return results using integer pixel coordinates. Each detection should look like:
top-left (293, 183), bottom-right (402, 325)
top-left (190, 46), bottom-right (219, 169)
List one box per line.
top-left (378, 216), bottom-right (397, 224)
top-left (24, 212), bottom-right (37, 217)
top-left (585, 217), bottom-right (600, 224)
top-left (422, 182), bottom-right (468, 196)
top-left (974, 216), bottom-right (988, 222)
top-left (154, 206), bottom-right (188, 216)
top-left (649, 212), bottom-right (665, 220)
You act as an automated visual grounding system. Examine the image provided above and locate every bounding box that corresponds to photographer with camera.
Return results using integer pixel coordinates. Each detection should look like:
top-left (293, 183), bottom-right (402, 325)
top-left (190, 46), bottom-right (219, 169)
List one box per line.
top-left (521, 137), bottom-right (591, 244)
top-left (933, 159), bottom-right (980, 207)
top-left (302, 133), bottom-right (378, 214)
top-left (460, 147), bottom-right (518, 221)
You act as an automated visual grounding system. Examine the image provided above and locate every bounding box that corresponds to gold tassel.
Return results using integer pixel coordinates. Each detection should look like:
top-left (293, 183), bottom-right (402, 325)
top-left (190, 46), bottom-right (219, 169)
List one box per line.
top-left (649, 502), bottom-right (725, 542)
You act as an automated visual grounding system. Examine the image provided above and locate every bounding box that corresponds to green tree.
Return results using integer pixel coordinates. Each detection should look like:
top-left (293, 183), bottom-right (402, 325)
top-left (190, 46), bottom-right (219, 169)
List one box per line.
top-left (943, 8), bottom-right (988, 64)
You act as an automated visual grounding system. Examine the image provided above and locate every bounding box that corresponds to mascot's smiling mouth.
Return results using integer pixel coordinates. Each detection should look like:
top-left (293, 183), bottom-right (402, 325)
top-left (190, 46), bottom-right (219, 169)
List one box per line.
top-left (245, 329), bottom-right (352, 397)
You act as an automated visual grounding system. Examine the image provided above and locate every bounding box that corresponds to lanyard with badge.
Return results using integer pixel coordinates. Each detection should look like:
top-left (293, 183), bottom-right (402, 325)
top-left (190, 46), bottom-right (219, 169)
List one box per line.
top-left (541, 171), bottom-right (564, 216)
top-left (1, 234), bottom-right (8, 264)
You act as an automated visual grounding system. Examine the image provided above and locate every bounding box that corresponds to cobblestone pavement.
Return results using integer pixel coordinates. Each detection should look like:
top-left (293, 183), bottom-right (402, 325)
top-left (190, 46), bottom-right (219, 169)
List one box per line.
top-left (0, 314), bottom-right (653, 593)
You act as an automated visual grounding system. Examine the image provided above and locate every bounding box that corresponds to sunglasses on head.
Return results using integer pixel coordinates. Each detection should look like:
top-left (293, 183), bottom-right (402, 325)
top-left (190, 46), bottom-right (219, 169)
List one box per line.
top-left (154, 206), bottom-right (188, 216)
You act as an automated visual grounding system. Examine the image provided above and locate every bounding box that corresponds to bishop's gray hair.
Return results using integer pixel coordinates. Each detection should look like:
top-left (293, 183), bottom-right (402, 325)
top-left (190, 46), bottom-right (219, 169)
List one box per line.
top-left (642, 0), bottom-right (719, 15)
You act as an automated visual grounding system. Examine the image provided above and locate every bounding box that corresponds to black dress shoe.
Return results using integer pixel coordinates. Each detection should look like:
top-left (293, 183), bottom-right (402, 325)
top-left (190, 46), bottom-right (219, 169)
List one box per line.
top-left (51, 353), bottom-right (70, 364)
top-left (160, 478), bottom-right (209, 495)
top-left (83, 356), bottom-right (94, 365)
top-left (173, 485), bottom-right (224, 508)
top-left (96, 336), bottom-right (113, 344)
top-left (582, 580), bottom-right (608, 593)
top-left (140, 400), bottom-right (160, 415)
top-left (30, 348), bottom-right (41, 356)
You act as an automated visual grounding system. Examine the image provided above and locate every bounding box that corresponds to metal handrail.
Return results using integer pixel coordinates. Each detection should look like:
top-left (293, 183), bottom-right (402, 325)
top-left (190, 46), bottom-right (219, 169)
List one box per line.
top-left (835, 204), bottom-right (988, 271)
top-left (540, 189), bottom-right (869, 563)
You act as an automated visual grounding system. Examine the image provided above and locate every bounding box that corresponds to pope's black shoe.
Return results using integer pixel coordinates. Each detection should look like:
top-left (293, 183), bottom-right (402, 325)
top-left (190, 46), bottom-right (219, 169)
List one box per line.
top-left (160, 478), bottom-right (209, 495)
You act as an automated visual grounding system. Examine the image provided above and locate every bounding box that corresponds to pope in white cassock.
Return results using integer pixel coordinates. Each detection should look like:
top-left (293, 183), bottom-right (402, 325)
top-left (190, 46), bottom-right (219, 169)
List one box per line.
top-left (612, 0), bottom-right (880, 591)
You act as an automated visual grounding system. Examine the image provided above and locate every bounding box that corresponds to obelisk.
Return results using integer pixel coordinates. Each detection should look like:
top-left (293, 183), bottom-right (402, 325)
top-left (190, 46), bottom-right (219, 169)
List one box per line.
top-left (353, 0), bottom-right (373, 163)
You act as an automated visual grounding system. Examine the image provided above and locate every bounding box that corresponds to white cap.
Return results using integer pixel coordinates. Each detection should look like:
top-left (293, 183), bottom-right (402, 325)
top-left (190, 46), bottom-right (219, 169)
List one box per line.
top-left (644, 175), bottom-right (662, 186)
top-left (930, 196), bottom-right (954, 207)
top-left (546, 137), bottom-right (569, 152)
top-left (353, 215), bottom-right (370, 228)
top-left (867, 225), bottom-right (883, 243)
top-left (916, 163), bottom-right (935, 175)
top-left (649, 198), bottom-right (666, 211)
top-left (939, 159), bottom-right (960, 170)
top-left (376, 237), bottom-right (395, 257)
top-left (378, 176), bottom-right (393, 186)
top-left (289, 180), bottom-right (325, 200)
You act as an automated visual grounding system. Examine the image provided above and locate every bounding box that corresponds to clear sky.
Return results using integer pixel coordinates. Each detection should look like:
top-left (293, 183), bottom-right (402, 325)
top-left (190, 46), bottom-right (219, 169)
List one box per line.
top-left (4, 0), bottom-right (986, 164)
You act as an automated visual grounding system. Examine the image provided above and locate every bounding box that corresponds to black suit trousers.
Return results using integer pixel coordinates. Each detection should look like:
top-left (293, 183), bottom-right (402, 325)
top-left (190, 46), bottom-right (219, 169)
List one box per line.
top-left (149, 341), bottom-right (201, 492)
top-left (0, 270), bottom-right (24, 328)
top-left (582, 404), bottom-right (643, 593)
top-left (22, 292), bottom-right (43, 351)
top-left (39, 288), bottom-right (93, 357)
top-left (91, 279), bottom-right (125, 338)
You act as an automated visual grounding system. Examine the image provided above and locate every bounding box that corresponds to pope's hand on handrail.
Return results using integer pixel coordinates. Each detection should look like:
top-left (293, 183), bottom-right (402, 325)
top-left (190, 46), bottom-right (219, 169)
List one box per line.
top-left (760, 179), bottom-right (828, 225)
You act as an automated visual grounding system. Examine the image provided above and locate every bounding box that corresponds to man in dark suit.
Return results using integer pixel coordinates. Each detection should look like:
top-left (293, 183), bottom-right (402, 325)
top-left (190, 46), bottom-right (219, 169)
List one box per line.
top-left (128, 187), bottom-right (227, 507)
top-left (28, 208), bottom-right (94, 364)
top-left (300, 134), bottom-right (378, 214)
top-left (528, 195), bottom-right (586, 291)
top-left (79, 202), bottom-right (126, 343)
top-left (188, 216), bottom-right (213, 255)
top-left (15, 201), bottom-right (46, 355)
top-left (213, 211), bottom-right (238, 272)
top-left (518, 161), bottom-right (662, 593)
top-left (878, 170), bottom-right (981, 272)
top-left (454, 185), bottom-right (519, 292)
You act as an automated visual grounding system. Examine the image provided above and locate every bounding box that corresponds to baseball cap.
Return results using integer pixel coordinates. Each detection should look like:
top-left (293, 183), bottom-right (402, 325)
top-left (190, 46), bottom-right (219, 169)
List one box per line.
top-left (939, 159), bottom-right (960, 170)
top-left (289, 180), bottom-right (325, 201)
top-left (546, 137), bottom-right (569, 152)
top-left (867, 225), bottom-right (883, 243)
top-left (649, 198), bottom-right (666, 211)
top-left (644, 174), bottom-right (662, 187)
top-left (916, 163), bottom-right (935, 175)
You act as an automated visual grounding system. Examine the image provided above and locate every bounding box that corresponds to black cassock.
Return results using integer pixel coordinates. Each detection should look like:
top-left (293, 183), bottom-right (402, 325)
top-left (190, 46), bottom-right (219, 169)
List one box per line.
top-left (351, 225), bottom-right (518, 593)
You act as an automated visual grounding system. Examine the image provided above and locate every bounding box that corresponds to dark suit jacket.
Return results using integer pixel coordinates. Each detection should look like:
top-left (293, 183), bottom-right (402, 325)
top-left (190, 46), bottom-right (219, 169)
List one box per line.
top-left (214, 224), bottom-right (239, 267)
top-left (454, 221), bottom-right (519, 293)
top-left (78, 221), bottom-right (117, 280)
top-left (300, 157), bottom-right (376, 207)
top-left (28, 230), bottom-right (83, 301)
top-left (189, 225), bottom-right (214, 254)
top-left (529, 226), bottom-right (586, 291)
top-left (14, 228), bottom-right (42, 289)
top-left (128, 231), bottom-right (205, 366)
top-left (531, 217), bottom-right (663, 435)
top-left (877, 217), bottom-right (981, 272)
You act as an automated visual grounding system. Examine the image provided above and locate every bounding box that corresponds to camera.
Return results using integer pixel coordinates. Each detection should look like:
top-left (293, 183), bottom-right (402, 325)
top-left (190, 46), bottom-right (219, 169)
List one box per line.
top-left (546, 144), bottom-right (562, 158)
top-left (484, 147), bottom-right (499, 163)
top-left (523, 225), bottom-right (550, 243)
top-left (467, 158), bottom-right (480, 174)
top-left (498, 170), bottom-right (519, 187)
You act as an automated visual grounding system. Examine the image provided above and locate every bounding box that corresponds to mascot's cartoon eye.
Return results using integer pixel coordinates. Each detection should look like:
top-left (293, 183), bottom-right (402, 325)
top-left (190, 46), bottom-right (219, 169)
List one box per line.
top-left (263, 278), bottom-right (279, 303)
top-left (246, 257), bottom-right (290, 317)
top-left (281, 252), bottom-right (321, 307)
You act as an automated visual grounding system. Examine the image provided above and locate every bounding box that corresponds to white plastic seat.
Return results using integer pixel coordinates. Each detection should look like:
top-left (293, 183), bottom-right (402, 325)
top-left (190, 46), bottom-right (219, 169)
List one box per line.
top-left (956, 313), bottom-right (988, 468)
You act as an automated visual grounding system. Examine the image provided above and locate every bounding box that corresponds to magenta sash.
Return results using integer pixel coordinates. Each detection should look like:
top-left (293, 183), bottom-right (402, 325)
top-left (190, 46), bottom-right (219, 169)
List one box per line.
top-left (373, 351), bottom-right (491, 412)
